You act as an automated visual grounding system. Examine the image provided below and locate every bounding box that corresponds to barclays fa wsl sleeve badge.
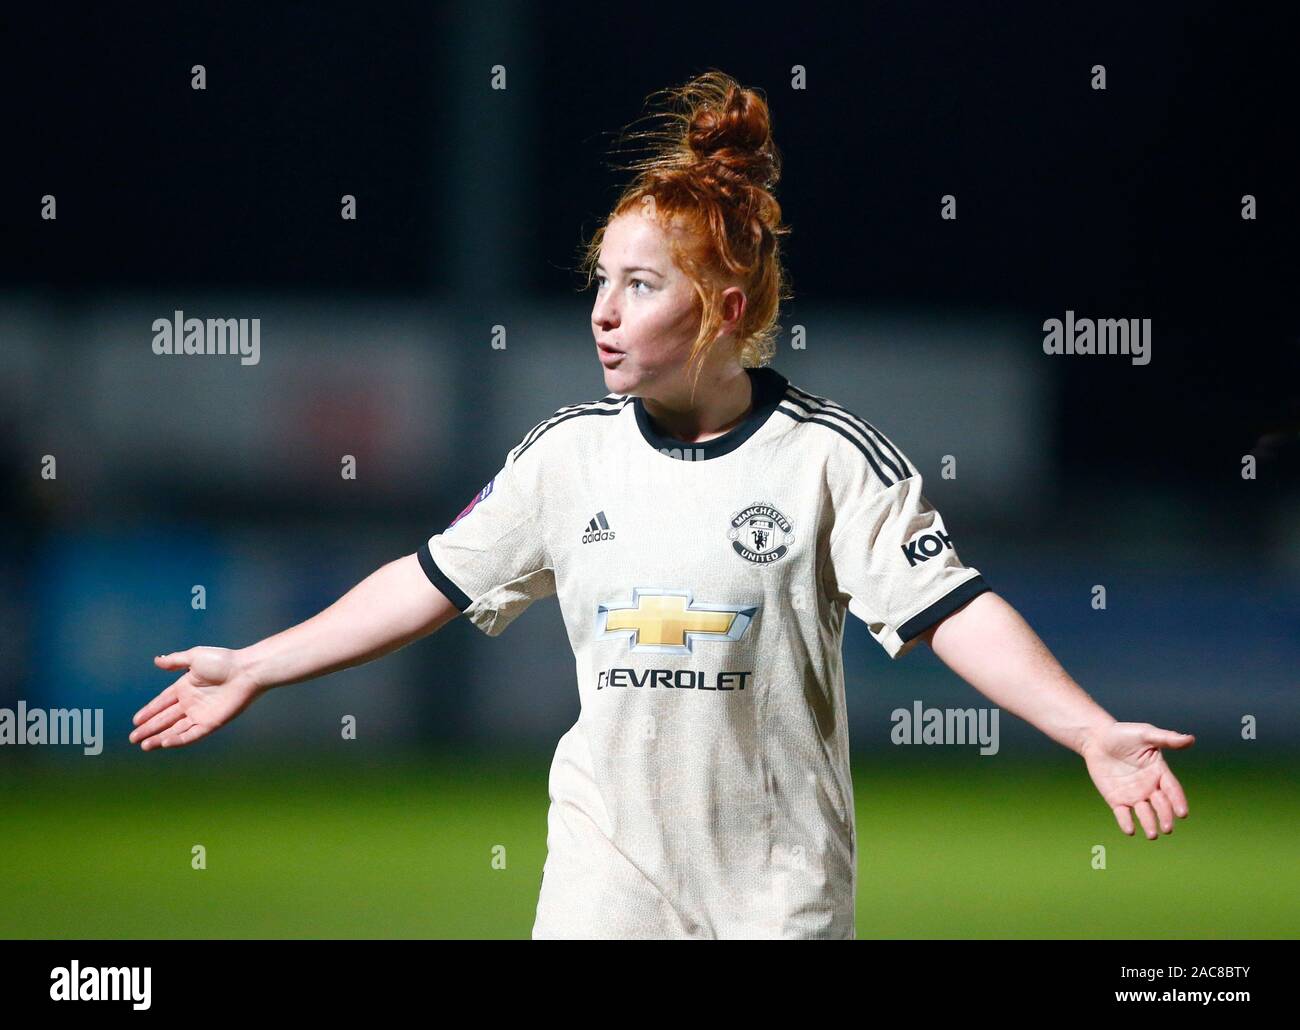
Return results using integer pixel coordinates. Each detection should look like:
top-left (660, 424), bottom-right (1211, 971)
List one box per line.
top-left (448, 477), bottom-right (494, 529)
top-left (728, 502), bottom-right (795, 564)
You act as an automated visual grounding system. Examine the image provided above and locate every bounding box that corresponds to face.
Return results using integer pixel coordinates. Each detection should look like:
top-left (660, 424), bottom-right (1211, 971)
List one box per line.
top-left (590, 210), bottom-right (708, 399)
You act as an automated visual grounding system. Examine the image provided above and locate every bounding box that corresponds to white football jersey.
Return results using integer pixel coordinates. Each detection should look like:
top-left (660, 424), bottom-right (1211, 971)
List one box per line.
top-left (418, 364), bottom-right (987, 939)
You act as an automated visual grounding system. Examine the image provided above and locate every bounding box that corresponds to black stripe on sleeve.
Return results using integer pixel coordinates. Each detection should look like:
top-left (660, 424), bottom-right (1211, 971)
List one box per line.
top-left (515, 398), bottom-right (628, 460)
top-left (897, 574), bottom-right (990, 643)
top-left (780, 390), bottom-right (906, 482)
top-left (775, 405), bottom-right (895, 486)
top-left (418, 540), bottom-right (473, 611)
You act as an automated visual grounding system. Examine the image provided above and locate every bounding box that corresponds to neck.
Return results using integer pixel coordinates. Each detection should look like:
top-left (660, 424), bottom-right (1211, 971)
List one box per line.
top-left (640, 366), bottom-right (754, 444)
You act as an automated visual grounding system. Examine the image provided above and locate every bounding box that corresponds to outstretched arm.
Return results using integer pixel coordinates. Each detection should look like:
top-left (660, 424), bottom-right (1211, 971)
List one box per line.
top-left (921, 591), bottom-right (1194, 840)
top-left (131, 552), bottom-right (458, 751)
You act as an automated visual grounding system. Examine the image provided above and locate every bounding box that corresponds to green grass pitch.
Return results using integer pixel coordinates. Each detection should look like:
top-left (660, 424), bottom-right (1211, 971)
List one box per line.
top-left (2, 752), bottom-right (1295, 938)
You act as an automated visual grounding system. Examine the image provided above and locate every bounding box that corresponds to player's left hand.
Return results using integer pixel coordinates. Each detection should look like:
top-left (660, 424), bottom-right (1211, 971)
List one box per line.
top-left (1080, 722), bottom-right (1194, 839)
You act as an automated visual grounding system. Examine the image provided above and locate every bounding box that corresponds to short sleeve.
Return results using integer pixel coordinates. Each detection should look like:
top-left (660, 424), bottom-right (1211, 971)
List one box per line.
top-left (826, 436), bottom-right (988, 659)
top-left (417, 436), bottom-right (555, 636)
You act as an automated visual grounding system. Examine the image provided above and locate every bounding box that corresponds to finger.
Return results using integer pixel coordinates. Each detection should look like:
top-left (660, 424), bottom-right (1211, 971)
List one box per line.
top-left (157, 716), bottom-right (195, 748)
top-left (1133, 800), bottom-right (1159, 840)
top-left (139, 715), bottom-right (196, 751)
top-left (173, 723), bottom-right (212, 747)
top-left (159, 718), bottom-right (210, 749)
top-left (1160, 767), bottom-right (1190, 817)
top-left (1142, 726), bottom-right (1196, 750)
top-left (154, 651), bottom-right (194, 672)
top-left (132, 683), bottom-right (177, 725)
top-left (1112, 805), bottom-right (1135, 836)
top-left (129, 702), bottom-right (185, 744)
top-left (138, 720), bottom-right (188, 751)
top-left (1148, 790), bottom-right (1176, 834)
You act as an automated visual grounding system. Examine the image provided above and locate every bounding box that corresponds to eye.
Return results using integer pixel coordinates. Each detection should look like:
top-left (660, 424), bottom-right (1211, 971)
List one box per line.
top-left (593, 274), bottom-right (653, 293)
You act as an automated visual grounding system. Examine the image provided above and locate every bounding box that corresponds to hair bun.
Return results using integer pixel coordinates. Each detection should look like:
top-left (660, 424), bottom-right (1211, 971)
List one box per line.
top-left (681, 73), bottom-right (781, 193)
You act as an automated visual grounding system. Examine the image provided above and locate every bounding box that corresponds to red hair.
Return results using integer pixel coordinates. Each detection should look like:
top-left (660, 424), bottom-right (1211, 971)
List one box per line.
top-left (581, 70), bottom-right (792, 395)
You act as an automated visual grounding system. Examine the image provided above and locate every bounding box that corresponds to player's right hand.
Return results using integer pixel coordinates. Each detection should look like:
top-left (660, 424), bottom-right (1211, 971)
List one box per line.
top-left (129, 647), bottom-right (263, 751)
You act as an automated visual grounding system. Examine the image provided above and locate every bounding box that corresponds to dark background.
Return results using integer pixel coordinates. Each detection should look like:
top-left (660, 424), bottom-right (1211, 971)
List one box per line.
top-left (6, 3), bottom-right (1297, 481)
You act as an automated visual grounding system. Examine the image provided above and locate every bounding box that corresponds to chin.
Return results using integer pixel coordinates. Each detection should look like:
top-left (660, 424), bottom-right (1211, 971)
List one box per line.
top-left (601, 365), bottom-right (640, 395)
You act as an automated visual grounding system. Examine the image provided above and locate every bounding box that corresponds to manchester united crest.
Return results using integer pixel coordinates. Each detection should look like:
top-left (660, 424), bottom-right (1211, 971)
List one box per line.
top-left (728, 502), bottom-right (794, 564)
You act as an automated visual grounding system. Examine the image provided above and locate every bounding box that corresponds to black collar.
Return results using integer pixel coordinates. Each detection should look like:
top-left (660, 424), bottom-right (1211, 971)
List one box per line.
top-left (632, 366), bottom-right (789, 460)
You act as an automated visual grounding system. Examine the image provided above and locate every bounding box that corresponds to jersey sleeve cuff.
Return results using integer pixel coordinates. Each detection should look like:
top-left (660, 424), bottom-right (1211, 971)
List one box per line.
top-left (896, 573), bottom-right (990, 646)
top-left (418, 539), bottom-right (473, 611)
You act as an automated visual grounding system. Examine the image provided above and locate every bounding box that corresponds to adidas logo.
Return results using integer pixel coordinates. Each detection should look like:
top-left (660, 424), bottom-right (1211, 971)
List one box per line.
top-left (581, 510), bottom-right (615, 544)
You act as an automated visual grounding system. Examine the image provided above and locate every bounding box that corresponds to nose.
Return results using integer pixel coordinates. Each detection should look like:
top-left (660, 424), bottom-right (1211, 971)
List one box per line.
top-left (592, 289), bottom-right (619, 331)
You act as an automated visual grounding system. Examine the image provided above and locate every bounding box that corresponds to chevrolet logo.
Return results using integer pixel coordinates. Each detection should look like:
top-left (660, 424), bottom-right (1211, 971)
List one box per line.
top-left (596, 588), bottom-right (759, 654)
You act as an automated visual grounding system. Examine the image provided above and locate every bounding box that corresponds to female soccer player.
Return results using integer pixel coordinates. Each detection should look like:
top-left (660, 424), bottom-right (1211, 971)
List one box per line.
top-left (131, 71), bottom-right (1194, 939)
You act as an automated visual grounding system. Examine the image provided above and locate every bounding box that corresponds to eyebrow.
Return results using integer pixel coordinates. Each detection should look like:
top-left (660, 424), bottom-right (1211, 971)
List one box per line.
top-left (595, 263), bottom-right (664, 278)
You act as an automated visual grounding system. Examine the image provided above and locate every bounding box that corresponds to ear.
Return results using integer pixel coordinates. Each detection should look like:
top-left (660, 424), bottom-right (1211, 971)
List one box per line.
top-left (719, 285), bottom-right (747, 331)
